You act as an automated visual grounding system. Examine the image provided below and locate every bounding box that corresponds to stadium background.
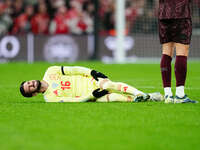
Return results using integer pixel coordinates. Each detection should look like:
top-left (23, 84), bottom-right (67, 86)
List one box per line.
top-left (0, 0), bottom-right (199, 63)
top-left (0, 1), bottom-right (200, 150)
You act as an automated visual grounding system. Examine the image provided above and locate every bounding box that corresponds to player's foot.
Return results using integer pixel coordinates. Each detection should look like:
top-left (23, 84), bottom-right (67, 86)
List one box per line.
top-left (164, 95), bottom-right (174, 103)
top-left (148, 92), bottom-right (164, 102)
top-left (133, 93), bottom-right (149, 102)
top-left (174, 95), bottom-right (198, 104)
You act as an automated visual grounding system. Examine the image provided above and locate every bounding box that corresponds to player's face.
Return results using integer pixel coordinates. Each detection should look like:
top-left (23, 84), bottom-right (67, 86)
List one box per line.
top-left (23, 80), bottom-right (41, 96)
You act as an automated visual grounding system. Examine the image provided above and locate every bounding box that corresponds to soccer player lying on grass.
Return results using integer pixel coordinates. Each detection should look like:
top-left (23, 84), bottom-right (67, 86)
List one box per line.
top-left (19, 66), bottom-right (163, 103)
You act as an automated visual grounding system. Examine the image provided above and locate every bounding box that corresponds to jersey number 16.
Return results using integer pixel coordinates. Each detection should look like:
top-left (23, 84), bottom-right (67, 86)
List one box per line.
top-left (61, 81), bottom-right (71, 90)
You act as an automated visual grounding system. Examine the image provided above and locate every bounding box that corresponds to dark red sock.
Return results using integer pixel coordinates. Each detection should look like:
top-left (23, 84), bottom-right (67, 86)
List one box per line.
top-left (175, 56), bottom-right (187, 86)
top-left (160, 54), bottom-right (172, 87)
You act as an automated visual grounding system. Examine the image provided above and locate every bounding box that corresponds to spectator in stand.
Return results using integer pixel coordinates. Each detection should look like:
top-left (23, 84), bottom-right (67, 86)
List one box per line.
top-left (48, 0), bottom-right (64, 17)
top-left (67, 0), bottom-right (93, 34)
top-left (68, 11), bottom-right (93, 34)
top-left (11, 0), bottom-right (24, 19)
top-left (127, 0), bottom-right (150, 33)
top-left (99, 0), bottom-right (146, 35)
top-left (50, 0), bottom-right (65, 9)
top-left (83, 0), bottom-right (94, 17)
top-left (12, 4), bottom-right (34, 34)
top-left (49, 5), bottom-right (70, 34)
top-left (126, 1), bottom-right (139, 31)
top-left (68, 0), bottom-right (81, 19)
top-left (31, 3), bottom-right (50, 34)
top-left (99, 0), bottom-right (115, 34)
top-left (0, 0), bottom-right (198, 35)
top-left (4, 0), bottom-right (13, 16)
top-left (0, 2), bottom-right (13, 35)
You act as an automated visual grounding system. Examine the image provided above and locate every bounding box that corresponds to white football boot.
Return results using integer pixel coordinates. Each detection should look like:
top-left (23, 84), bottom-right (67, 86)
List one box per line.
top-left (133, 94), bottom-right (146, 102)
top-left (164, 95), bottom-right (174, 103)
top-left (133, 93), bottom-right (164, 102)
top-left (148, 92), bottom-right (164, 102)
top-left (174, 95), bottom-right (198, 104)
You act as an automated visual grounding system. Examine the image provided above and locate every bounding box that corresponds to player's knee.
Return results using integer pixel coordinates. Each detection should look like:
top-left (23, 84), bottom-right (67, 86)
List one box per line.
top-left (99, 79), bottom-right (112, 90)
top-left (162, 43), bottom-right (174, 57)
top-left (176, 49), bottom-right (189, 56)
top-left (175, 43), bottom-right (189, 56)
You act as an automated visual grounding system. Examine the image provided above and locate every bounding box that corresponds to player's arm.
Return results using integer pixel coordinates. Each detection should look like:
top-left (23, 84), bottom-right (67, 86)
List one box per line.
top-left (43, 66), bottom-right (91, 77)
top-left (62, 66), bottom-right (92, 76)
top-left (43, 66), bottom-right (93, 79)
top-left (62, 66), bottom-right (108, 80)
top-left (43, 66), bottom-right (63, 80)
top-left (44, 65), bottom-right (108, 82)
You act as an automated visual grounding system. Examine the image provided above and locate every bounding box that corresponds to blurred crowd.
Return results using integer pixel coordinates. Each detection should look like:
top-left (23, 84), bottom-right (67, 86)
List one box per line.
top-left (0, 0), bottom-right (199, 36)
top-left (100, 0), bottom-right (200, 34)
top-left (0, 0), bottom-right (94, 35)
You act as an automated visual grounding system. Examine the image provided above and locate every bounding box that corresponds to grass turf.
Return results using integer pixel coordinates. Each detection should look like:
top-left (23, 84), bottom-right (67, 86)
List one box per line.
top-left (0, 61), bottom-right (200, 150)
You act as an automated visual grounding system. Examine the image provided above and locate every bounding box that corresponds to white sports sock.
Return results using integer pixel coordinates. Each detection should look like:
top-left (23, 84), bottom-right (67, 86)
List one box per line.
top-left (164, 87), bottom-right (173, 97)
top-left (176, 86), bottom-right (185, 98)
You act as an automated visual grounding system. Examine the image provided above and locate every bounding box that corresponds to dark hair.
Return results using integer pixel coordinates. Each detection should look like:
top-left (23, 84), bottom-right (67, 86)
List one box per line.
top-left (19, 81), bottom-right (33, 97)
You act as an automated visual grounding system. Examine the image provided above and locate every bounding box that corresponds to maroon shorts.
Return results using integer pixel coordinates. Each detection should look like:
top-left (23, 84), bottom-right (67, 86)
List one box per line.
top-left (159, 18), bottom-right (192, 44)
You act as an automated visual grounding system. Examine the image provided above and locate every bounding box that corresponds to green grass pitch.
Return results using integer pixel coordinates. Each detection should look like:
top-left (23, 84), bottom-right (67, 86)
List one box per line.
top-left (0, 61), bottom-right (200, 150)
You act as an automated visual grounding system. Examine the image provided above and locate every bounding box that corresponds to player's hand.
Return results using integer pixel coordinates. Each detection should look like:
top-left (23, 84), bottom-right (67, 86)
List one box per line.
top-left (91, 70), bottom-right (108, 81)
top-left (92, 88), bottom-right (109, 98)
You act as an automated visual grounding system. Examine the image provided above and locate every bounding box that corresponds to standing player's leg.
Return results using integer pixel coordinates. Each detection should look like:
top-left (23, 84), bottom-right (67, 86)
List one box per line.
top-left (159, 19), bottom-right (175, 103)
top-left (174, 43), bottom-right (189, 99)
top-left (173, 19), bottom-right (197, 103)
top-left (161, 42), bottom-right (174, 103)
top-left (173, 19), bottom-right (191, 102)
top-left (174, 43), bottom-right (197, 103)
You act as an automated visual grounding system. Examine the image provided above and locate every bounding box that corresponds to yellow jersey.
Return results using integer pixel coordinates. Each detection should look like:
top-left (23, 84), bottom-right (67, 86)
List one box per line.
top-left (42, 66), bottom-right (99, 102)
